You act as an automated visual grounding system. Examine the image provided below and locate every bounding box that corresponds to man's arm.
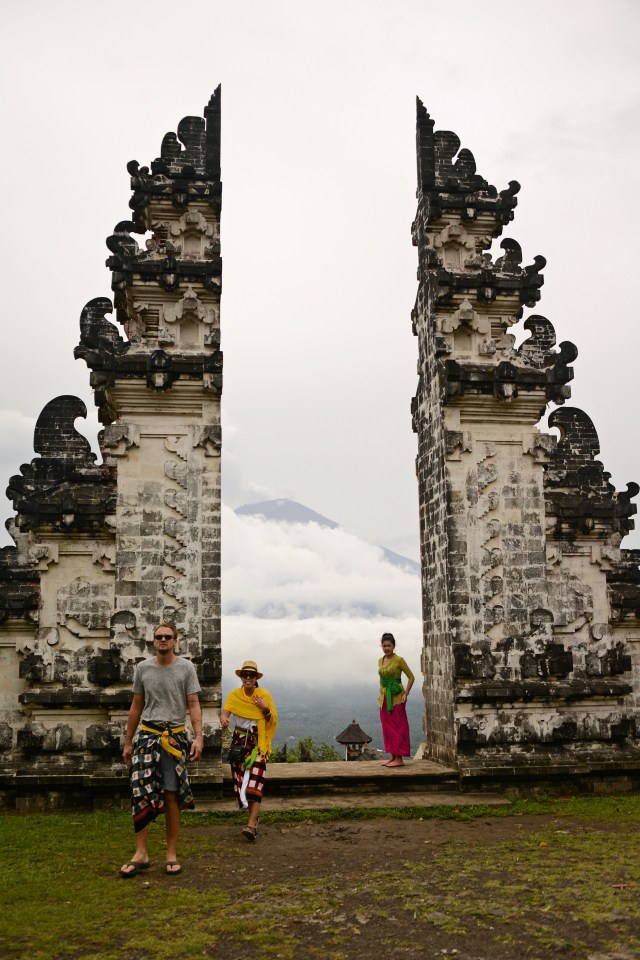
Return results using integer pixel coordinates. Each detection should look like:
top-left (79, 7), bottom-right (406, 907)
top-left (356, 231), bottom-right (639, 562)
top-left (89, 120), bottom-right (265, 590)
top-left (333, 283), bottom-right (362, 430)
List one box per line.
top-left (122, 693), bottom-right (144, 765)
top-left (187, 693), bottom-right (203, 760)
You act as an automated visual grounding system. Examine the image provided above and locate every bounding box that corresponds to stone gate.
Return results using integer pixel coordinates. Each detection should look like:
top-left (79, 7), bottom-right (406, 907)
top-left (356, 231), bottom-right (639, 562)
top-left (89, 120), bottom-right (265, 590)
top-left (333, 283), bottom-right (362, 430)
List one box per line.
top-left (0, 90), bottom-right (224, 805)
top-left (1, 91), bottom-right (639, 806)
top-left (412, 99), bottom-right (640, 790)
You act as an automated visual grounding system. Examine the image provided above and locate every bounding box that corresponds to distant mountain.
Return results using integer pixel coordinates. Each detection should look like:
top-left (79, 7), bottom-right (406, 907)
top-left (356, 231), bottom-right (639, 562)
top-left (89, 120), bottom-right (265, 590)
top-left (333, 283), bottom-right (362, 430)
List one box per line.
top-left (236, 499), bottom-right (338, 529)
top-left (380, 547), bottom-right (420, 576)
top-left (234, 499), bottom-right (419, 574)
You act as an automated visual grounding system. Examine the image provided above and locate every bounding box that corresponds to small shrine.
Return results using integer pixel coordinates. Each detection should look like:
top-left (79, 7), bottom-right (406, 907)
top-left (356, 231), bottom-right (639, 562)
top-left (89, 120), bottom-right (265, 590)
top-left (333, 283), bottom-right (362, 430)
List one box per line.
top-left (335, 719), bottom-right (373, 761)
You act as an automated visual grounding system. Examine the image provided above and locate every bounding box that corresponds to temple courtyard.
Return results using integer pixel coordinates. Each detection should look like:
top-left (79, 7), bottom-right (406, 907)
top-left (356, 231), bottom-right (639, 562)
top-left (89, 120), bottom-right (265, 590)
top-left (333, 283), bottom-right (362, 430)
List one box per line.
top-left (3, 793), bottom-right (639, 960)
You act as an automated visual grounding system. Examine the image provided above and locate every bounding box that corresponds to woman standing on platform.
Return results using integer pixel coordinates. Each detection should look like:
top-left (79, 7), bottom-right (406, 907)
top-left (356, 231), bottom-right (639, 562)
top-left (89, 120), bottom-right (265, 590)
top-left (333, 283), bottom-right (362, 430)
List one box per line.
top-left (220, 660), bottom-right (277, 842)
top-left (378, 632), bottom-right (414, 767)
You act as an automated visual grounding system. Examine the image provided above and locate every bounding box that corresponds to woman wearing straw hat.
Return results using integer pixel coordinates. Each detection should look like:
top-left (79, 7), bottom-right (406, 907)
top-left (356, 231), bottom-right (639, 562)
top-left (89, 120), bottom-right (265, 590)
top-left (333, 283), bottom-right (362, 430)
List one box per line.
top-left (220, 660), bottom-right (278, 842)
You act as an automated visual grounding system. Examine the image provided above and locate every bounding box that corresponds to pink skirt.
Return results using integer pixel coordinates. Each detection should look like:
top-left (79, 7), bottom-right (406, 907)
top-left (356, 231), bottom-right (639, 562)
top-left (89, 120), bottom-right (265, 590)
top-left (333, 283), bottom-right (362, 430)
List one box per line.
top-left (380, 702), bottom-right (410, 757)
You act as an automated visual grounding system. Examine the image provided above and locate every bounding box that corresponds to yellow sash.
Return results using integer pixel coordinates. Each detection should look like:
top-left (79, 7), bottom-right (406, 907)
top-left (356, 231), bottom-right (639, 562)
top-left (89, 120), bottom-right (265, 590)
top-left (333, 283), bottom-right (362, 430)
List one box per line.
top-left (140, 723), bottom-right (186, 760)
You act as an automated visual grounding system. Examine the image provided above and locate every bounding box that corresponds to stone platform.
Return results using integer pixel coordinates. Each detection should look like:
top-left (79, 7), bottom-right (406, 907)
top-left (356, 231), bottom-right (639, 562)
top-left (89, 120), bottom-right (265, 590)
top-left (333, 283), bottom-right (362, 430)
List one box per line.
top-left (194, 758), bottom-right (509, 811)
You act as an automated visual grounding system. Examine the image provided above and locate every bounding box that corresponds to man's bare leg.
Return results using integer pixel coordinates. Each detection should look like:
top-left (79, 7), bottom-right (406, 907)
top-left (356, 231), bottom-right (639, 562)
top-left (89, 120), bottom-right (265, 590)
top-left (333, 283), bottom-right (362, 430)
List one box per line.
top-left (164, 790), bottom-right (181, 873)
top-left (120, 827), bottom-right (150, 876)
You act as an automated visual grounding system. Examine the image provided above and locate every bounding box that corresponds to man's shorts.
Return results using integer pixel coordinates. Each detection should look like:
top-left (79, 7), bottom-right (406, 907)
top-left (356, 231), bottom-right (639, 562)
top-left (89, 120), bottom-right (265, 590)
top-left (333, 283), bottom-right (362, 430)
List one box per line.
top-left (160, 749), bottom-right (179, 792)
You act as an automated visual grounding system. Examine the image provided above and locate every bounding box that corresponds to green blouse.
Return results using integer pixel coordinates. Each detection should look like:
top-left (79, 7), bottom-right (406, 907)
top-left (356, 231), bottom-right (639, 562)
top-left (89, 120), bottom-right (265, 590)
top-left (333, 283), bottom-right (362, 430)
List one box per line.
top-left (378, 654), bottom-right (415, 709)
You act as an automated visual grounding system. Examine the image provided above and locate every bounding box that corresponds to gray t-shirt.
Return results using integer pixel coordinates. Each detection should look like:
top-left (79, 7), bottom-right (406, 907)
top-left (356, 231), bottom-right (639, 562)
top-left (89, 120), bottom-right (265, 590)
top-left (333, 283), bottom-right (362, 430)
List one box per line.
top-left (133, 657), bottom-right (201, 726)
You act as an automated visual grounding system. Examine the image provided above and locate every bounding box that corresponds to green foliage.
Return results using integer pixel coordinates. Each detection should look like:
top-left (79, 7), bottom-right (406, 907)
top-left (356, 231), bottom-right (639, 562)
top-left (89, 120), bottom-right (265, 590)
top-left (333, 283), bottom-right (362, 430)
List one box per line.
top-left (282, 736), bottom-right (342, 762)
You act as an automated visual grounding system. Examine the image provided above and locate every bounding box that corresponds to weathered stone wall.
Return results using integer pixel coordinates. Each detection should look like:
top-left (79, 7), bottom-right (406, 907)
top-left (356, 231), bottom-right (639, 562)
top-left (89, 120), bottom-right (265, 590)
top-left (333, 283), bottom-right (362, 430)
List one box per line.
top-left (412, 100), bottom-right (640, 783)
top-left (0, 91), bottom-right (223, 804)
top-left (411, 109), bottom-right (455, 763)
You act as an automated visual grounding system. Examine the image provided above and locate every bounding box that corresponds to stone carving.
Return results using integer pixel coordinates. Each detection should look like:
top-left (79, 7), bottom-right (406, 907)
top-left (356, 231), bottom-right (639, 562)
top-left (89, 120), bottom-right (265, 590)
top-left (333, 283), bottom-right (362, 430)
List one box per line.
top-left (101, 424), bottom-right (140, 457)
top-left (6, 397), bottom-right (116, 535)
top-left (160, 286), bottom-right (217, 348)
top-left (165, 435), bottom-right (191, 461)
top-left (92, 545), bottom-right (115, 572)
top-left (57, 579), bottom-right (113, 636)
top-left (193, 424), bottom-right (222, 457)
top-left (28, 544), bottom-right (59, 571)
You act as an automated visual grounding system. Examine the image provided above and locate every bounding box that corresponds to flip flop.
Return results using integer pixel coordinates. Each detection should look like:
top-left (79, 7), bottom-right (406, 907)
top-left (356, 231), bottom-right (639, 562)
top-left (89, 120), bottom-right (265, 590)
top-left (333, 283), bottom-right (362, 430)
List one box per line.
top-left (165, 861), bottom-right (182, 875)
top-left (119, 861), bottom-right (150, 879)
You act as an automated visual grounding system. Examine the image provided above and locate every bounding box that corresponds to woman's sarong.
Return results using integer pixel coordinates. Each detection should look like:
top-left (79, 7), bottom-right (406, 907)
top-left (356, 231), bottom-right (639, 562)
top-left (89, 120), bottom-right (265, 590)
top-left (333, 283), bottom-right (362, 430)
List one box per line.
top-left (379, 701), bottom-right (410, 757)
top-left (229, 727), bottom-right (267, 808)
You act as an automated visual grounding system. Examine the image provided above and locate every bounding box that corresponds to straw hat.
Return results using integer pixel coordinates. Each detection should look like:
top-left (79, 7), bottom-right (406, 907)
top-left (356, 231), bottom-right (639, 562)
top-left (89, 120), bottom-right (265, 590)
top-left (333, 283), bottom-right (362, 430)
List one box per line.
top-left (235, 659), bottom-right (263, 679)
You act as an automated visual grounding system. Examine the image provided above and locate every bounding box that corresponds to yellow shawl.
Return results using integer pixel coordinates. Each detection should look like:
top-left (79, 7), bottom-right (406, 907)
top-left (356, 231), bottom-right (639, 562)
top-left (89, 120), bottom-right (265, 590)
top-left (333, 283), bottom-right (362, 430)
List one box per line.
top-left (223, 687), bottom-right (278, 758)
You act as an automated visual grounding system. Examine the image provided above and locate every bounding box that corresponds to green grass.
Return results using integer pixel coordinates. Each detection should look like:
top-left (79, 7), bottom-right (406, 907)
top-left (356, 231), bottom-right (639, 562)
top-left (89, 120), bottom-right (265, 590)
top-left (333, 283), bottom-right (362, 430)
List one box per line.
top-left (386, 826), bottom-right (640, 949)
top-left (184, 792), bottom-right (640, 824)
top-left (2, 796), bottom-right (640, 959)
top-left (2, 812), bottom-right (232, 960)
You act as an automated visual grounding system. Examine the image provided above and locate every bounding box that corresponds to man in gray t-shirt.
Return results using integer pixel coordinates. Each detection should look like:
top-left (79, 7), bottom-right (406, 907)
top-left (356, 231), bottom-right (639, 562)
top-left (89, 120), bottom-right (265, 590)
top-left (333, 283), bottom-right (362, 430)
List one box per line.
top-left (120, 623), bottom-right (203, 878)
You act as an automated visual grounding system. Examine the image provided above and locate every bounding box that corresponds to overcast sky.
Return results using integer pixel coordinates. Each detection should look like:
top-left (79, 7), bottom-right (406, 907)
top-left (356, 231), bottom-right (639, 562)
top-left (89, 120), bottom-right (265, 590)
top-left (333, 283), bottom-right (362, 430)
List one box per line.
top-left (222, 506), bottom-right (422, 686)
top-left (1, 1), bottom-right (638, 687)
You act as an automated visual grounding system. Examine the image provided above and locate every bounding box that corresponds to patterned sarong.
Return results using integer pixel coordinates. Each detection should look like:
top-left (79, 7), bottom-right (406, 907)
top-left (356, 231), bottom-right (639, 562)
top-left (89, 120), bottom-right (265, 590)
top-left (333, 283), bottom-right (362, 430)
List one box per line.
top-left (229, 727), bottom-right (267, 808)
top-left (130, 725), bottom-right (195, 833)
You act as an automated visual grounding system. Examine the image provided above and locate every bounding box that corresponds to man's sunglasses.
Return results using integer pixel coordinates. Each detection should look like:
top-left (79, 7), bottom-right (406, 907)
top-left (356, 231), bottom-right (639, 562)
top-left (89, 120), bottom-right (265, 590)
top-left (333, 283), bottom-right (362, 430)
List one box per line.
top-left (240, 671), bottom-right (257, 679)
top-left (155, 633), bottom-right (174, 640)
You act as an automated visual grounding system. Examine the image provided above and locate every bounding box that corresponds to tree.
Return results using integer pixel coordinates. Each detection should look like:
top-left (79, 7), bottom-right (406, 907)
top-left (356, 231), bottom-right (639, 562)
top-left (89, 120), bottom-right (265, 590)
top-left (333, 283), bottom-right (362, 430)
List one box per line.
top-left (283, 736), bottom-right (342, 762)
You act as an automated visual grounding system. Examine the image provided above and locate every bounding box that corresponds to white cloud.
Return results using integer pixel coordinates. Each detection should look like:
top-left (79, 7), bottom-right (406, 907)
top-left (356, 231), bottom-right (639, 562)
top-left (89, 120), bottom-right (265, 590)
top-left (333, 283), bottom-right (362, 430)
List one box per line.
top-left (220, 505), bottom-right (421, 686)
top-left (221, 419), bottom-right (299, 508)
top-left (221, 612), bottom-right (422, 688)
top-left (222, 506), bottom-right (421, 619)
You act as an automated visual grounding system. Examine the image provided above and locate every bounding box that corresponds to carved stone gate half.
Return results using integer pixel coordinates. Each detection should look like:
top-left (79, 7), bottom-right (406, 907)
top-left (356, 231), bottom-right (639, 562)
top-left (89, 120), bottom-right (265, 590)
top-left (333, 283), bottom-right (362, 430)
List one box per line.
top-left (0, 91), bottom-right (223, 805)
top-left (411, 100), bottom-right (640, 790)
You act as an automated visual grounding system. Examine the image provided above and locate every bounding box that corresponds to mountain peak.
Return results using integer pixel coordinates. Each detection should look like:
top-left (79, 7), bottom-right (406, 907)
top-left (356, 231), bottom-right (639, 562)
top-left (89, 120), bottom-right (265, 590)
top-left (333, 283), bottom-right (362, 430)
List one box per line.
top-left (234, 499), bottom-right (419, 574)
top-left (235, 499), bottom-right (338, 529)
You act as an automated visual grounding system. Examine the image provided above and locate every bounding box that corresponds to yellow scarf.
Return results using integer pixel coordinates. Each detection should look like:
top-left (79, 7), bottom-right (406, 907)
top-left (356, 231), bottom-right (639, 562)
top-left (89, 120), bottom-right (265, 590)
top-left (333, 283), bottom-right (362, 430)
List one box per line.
top-left (223, 687), bottom-right (278, 758)
top-left (139, 723), bottom-right (186, 760)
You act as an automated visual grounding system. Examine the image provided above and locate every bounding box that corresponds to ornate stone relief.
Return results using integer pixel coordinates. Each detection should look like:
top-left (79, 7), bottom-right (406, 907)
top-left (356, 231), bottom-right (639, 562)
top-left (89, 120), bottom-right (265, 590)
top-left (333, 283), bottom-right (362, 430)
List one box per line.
top-left (57, 579), bottom-right (113, 636)
top-left (159, 286), bottom-right (217, 348)
top-left (430, 224), bottom-right (479, 271)
top-left (102, 424), bottom-right (140, 457)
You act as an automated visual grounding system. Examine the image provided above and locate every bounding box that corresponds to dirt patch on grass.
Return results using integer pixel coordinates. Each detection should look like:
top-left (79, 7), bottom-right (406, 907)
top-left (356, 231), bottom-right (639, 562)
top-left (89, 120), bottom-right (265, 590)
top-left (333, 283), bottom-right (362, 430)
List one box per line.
top-left (156, 814), bottom-right (639, 960)
top-left (4, 806), bottom-right (638, 960)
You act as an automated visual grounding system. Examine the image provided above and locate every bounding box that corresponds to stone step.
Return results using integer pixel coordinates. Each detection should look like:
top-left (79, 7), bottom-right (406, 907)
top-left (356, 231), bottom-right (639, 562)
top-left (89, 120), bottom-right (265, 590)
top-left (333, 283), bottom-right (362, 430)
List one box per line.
top-left (263, 758), bottom-right (457, 793)
top-left (197, 758), bottom-right (507, 811)
top-left (212, 758), bottom-right (486, 805)
top-left (196, 790), bottom-right (509, 812)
